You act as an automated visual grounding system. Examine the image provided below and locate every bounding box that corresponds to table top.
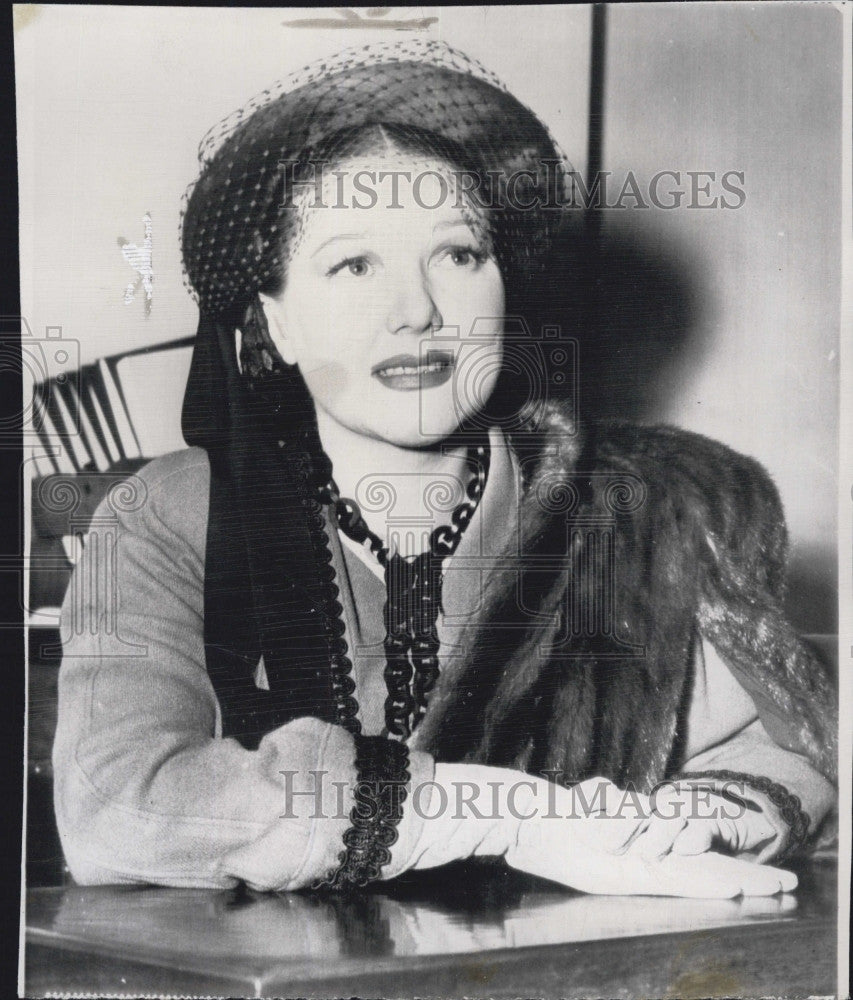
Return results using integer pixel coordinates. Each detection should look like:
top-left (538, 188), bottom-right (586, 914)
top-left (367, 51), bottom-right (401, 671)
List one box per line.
top-left (25, 855), bottom-right (838, 999)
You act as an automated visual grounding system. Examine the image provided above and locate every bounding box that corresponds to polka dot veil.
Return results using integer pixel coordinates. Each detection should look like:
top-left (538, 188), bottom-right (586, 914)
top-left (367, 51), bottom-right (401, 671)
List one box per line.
top-left (180, 37), bottom-right (575, 319)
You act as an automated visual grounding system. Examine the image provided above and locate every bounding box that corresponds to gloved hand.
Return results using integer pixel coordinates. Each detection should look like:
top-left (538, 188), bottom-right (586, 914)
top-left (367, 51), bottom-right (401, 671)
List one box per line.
top-left (390, 766), bottom-right (796, 898)
top-left (620, 780), bottom-right (779, 860)
top-left (506, 777), bottom-right (796, 897)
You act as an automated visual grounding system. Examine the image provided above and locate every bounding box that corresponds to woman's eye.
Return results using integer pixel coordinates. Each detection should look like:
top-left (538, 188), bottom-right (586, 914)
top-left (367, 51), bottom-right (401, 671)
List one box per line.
top-left (451, 249), bottom-right (475, 266)
top-left (327, 256), bottom-right (373, 278)
top-left (435, 246), bottom-right (487, 269)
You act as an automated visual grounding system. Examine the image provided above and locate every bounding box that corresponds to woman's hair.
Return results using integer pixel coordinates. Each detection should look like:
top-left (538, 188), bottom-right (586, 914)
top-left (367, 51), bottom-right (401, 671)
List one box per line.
top-left (239, 119), bottom-right (555, 433)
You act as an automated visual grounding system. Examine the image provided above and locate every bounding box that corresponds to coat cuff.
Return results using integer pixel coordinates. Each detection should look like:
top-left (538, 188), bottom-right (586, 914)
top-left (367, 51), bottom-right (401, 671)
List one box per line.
top-left (270, 720), bottom-right (359, 890)
top-left (290, 727), bottom-right (435, 889)
top-left (674, 769), bottom-right (810, 863)
top-left (377, 749), bottom-right (436, 881)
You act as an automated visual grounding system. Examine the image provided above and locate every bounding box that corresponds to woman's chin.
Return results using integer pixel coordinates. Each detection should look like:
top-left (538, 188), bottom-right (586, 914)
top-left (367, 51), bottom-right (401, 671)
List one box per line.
top-left (350, 416), bottom-right (463, 450)
top-left (374, 426), bottom-right (457, 449)
top-left (322, 399), bottom-right (487, 449)
top-left (366, 408), bottom-right (491, 449)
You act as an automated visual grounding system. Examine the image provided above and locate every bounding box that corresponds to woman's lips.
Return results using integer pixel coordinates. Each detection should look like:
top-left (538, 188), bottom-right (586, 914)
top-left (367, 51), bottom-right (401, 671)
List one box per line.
top-left (371, 351), bottom-right (455, 391)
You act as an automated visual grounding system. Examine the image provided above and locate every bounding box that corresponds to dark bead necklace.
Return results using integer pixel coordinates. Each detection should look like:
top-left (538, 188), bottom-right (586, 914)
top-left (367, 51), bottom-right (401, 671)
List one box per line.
top-left (318, 442), bottom-right (490, 739)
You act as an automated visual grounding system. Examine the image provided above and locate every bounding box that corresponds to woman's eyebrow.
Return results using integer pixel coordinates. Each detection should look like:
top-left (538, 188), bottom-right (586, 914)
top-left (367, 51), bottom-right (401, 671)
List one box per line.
top-left (310, 233), bottom-right (368, 258)
top-left (431, 219), bottom-right (474, 232)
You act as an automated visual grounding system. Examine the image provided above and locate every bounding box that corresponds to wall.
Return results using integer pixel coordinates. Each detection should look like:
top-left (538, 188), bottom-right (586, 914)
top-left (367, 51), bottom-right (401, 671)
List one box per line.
top-left (598, 3), bottom-right (842, 631)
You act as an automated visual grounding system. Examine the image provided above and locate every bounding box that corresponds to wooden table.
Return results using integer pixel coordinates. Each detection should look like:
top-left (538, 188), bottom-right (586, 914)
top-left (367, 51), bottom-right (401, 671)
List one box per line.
top-left (24, 856), bottom-right (837, 999)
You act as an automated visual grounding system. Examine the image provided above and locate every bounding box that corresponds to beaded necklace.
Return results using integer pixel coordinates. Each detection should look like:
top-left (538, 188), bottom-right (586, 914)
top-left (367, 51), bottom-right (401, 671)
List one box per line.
top-left (318, 442), bottom-right (490, 739)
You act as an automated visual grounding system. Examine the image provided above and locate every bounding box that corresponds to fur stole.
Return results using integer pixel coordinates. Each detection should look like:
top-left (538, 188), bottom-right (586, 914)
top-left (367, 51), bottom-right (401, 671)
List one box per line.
top-left (409, 403), bottom-right (837, 790)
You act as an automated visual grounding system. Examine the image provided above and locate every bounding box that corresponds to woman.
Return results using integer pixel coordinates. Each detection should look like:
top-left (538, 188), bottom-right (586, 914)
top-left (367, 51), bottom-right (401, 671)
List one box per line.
top-left (53, 39), bottom-right (835, 896)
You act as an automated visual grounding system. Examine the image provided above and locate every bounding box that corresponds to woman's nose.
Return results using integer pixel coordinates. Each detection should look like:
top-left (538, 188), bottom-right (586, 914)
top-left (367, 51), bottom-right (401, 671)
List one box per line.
top-left (385, 273), bottom-right (443, 336)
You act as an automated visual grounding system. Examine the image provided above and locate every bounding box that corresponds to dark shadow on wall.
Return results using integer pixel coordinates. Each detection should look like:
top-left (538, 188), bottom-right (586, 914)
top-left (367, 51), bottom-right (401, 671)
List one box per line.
top-left (536, 213), bottom-right (706, 425)
top-left (532, 213), bottom-right (838, 637)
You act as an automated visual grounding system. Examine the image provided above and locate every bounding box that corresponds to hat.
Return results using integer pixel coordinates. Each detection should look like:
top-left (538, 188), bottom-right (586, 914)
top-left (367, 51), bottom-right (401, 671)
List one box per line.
top-left (180, 38), bottom-right (572, 317)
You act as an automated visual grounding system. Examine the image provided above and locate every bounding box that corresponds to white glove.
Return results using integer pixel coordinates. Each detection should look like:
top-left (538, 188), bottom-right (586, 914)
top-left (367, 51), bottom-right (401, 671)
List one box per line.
top-left (506, 777), bottom-right (797, 898)
top-left (621, 781), bottom-right (779, 860)
top-left (390, 767), bottom-right (797, 898)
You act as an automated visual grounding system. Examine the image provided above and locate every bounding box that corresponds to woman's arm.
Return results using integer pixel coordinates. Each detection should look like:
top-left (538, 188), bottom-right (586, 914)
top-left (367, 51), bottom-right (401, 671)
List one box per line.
top-left (52, 454), bottom-right (437, 890)
top-left (53, 452), bottom-right (807, 895)
top-left (667, 634), bottom-right (835, 861)
top-left (624, 427), bottom-right (837, 863)
top-left (50, 453), bottom-right (562, 891)
top-left (621, 634), bottom-right (835, 864)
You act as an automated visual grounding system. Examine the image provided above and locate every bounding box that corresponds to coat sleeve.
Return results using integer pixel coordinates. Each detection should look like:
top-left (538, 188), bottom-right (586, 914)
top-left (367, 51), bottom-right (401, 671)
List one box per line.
top-left (685, 436), bottom-right (838, 785)
top-left (596, 421), bottom-right (836, 786)
top-left (613, 422), bottom-right (838, 859)
top-left (52, 453), bottom-right (435, 890)
top-left (675, 634), bottom-right (835, 861)
top-left (666, 429), bottom-right (838, 859)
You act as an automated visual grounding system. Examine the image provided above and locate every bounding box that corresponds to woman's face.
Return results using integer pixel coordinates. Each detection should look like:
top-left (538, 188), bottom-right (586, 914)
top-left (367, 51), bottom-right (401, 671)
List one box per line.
top-left (260, 154), bottom-right (505, 448)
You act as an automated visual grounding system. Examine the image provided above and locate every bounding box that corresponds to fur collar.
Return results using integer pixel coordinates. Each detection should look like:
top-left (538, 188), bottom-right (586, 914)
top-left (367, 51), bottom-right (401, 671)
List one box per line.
top-left (410, 401), bottom-right (837, 787)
